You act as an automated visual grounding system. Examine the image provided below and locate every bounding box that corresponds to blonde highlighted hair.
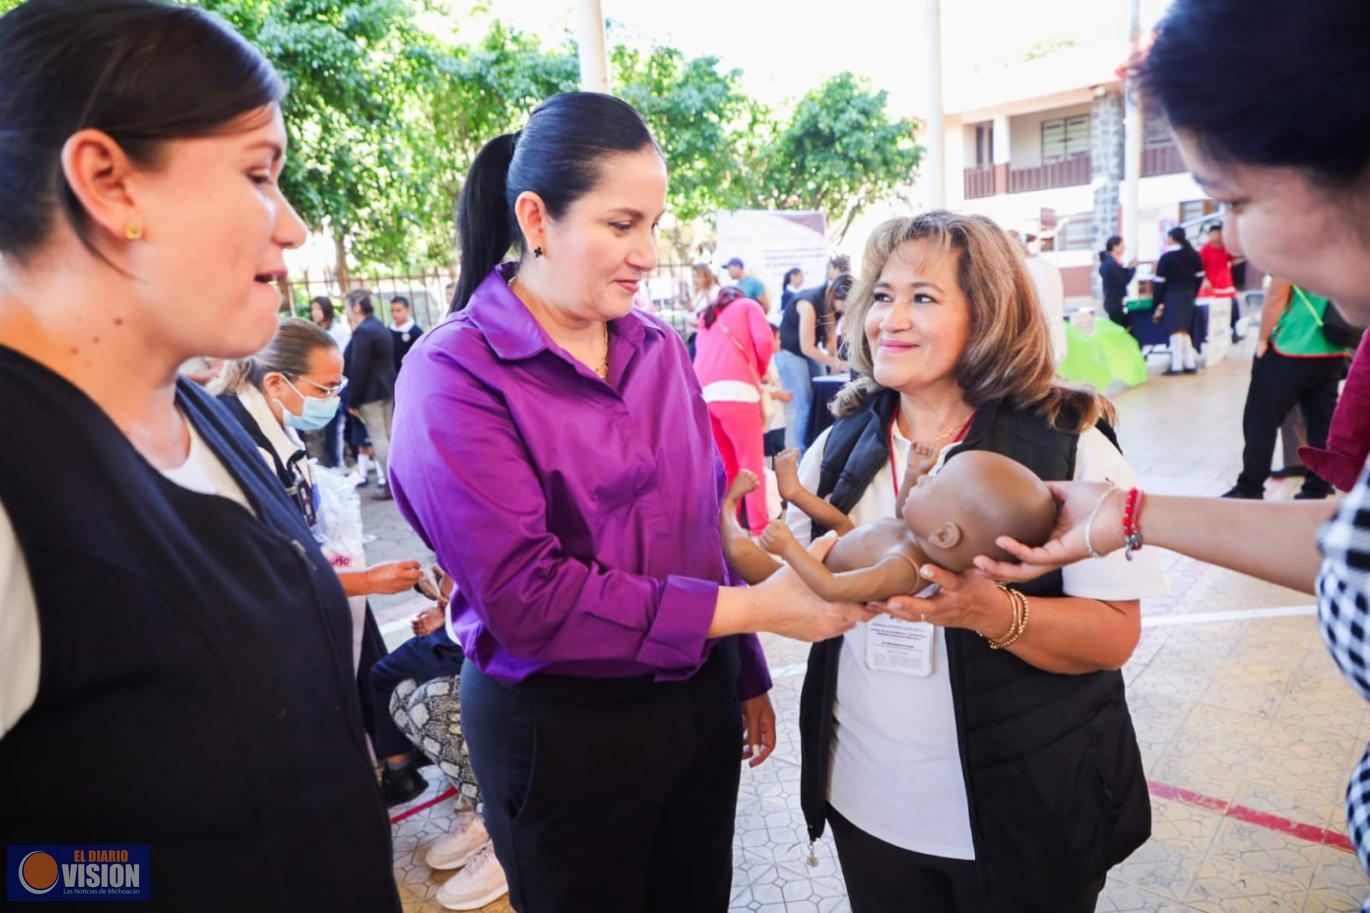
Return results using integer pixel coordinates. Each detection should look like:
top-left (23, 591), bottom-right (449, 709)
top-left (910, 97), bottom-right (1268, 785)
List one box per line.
top-left (208, 317), bottom-right (339, 396)
top-left (834, 210), bottom-right (1114, 433)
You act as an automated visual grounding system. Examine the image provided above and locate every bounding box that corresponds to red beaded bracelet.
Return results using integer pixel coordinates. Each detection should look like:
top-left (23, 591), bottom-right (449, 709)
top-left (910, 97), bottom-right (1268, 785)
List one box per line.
top-left (1121, 487), bottom-right (1144, 561)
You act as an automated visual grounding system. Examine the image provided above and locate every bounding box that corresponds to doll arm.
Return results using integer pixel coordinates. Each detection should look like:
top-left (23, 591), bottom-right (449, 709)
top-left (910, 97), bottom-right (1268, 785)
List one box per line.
top-left (894, 443), bottom-right (941, 517)
top-left (773, 449), bottom-right (855, 535)
top-left (721, 471), bottom-right (783, 585)
top-left (759, 522), bottom-right (923, 602)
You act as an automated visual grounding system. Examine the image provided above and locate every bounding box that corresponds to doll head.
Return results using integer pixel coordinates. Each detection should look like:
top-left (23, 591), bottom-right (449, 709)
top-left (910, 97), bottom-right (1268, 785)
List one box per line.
top-left (900, 450), bottom-right (1055, 571)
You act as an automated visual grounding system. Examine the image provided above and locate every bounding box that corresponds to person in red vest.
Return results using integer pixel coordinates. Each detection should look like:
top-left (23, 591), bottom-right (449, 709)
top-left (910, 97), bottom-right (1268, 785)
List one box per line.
top-left (1199, 222), bottom-right (1246, 341)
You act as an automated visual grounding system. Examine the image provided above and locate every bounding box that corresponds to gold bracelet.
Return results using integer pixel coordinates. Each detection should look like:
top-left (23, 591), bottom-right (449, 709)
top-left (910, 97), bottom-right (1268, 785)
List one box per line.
top-left (998, 589), bottom-right (1031, 649)
top-left (984, 584), bottom-right (1023, 649)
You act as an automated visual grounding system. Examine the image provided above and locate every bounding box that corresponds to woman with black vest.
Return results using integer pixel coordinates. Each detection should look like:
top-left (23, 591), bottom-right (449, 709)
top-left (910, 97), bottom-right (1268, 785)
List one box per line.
top-left (979, 0), bottom-right (1370, 878)
top-left (209, 318), bottom-right (434, 807)
top-left (0, 2), bottom-right (399, 909)
top-left (790, 211), bottom-right (1165, 913)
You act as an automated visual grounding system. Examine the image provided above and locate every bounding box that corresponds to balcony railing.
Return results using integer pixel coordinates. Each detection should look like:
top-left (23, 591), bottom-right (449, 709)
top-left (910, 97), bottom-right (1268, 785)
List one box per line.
top-left (1008, 153), bottom-right (1091, 193)
top-left (1142, 142), bottom-right (1185, 177)
top-left (963, 166), bottom-right (995, 199)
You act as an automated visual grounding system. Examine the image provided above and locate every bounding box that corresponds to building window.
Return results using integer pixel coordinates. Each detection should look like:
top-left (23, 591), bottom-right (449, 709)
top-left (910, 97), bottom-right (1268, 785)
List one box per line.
top-left (973, 122), bottom-right (994, 166)
top-left (1049, 213), bottom-right (1094, 251)
top-left (1179, 199), bottom-right (1218, 225)
top-left (1041, 114), bottom-right (1090, 162)
top-left (1143, 104), bottom-right (1173, 149)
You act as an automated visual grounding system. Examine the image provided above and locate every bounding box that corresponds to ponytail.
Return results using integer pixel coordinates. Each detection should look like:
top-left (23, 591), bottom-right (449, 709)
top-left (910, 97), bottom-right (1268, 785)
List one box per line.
top-left (206, 318), bottom-right (337, 396)
top-left (702, 286), bottom-right (745, 329)
top-left (1101, 235), bottom-right (1123, 264)
top-left (453, 132), bottom-right (518, 313)
top-left (452, 93), bottom-right (660, 314)
top-left (207, 358), bottom-right (255, 396)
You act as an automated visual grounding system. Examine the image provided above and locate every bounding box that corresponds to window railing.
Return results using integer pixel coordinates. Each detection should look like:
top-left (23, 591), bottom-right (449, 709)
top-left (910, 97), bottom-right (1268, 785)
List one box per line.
top-left (963, 166), bottom-right (996, 199)
top-left (1008, 153), bottom-right (1092, 193)
top-left (1142, 142), bottom-right (1185, 177)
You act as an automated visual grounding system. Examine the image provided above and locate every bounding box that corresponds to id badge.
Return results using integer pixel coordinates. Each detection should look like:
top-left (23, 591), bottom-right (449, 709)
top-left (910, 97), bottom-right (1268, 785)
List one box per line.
top-left (865, 584), bottom-right (938, 677)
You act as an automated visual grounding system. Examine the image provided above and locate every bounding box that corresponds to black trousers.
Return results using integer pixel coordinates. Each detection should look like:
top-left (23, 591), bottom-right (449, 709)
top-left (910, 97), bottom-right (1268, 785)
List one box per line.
top-left (1103, 295), bottom-right (1130, 331)
top-left (1237, 349), bottom-right (1343, 496)
top-left (366, 629), bottom-right (465, 757)
top-left (353, 604), bottom-right (416, 759)
top-left (829, 808), bottom-right (1104, 913)
top-left (461, 641), bottom-right (743, 913)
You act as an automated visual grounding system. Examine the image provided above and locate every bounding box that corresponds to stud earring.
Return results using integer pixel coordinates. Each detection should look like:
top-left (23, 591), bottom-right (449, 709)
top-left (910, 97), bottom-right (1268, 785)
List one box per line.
top-left (533, 247), bottom-right (544, 258)
top-left (124, 223), bottom-right (143, 241)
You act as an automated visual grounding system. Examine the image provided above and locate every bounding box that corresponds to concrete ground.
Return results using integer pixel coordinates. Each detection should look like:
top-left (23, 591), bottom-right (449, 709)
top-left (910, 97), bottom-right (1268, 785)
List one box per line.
top-left (362, 337), bottom-right (1370, 913)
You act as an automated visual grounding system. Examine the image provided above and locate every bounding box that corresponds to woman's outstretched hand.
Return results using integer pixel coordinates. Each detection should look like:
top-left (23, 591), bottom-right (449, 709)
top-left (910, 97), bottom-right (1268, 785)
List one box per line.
top-left (972, 480), bottom-right (1124, 583)
top-left (749, 533), bottom-right (879, 642)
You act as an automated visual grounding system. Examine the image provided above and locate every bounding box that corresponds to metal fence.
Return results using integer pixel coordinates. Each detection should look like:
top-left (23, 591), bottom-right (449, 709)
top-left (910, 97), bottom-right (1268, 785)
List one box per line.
top-left (286, 269), bottom-right (454, 331)
top-left (286, 260), bottom-right (705, 337)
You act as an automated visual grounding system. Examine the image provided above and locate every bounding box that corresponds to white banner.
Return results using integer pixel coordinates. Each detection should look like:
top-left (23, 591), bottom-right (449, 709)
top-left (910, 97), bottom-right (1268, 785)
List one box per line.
top-left (715, 210), bottom-right (829, 320)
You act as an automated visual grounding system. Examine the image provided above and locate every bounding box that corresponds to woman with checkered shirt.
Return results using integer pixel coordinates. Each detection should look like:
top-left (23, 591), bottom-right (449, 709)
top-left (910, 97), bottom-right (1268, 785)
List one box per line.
top-left (966, 0), bottom-right (1370, 902)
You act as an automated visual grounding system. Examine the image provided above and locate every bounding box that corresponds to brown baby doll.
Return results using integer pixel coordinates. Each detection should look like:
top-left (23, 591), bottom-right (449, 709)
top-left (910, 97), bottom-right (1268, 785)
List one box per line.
top-left (720, 447), bottom-right (1055, 602)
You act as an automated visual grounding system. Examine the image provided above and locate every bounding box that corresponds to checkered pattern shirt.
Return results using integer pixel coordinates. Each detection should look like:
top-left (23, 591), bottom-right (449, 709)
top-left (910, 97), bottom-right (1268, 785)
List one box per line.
top-left (1317, 457), bottom-right (1370, 910)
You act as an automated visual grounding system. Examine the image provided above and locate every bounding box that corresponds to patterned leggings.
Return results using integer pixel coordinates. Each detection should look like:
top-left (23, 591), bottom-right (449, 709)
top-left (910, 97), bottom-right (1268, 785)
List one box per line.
top-left (389, 675), bottom-right (482, 811)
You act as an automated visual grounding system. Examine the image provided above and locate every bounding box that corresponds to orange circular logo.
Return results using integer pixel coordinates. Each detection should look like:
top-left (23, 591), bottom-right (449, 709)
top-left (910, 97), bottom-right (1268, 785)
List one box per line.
top-left (18, 851), bottom-right (59, 894)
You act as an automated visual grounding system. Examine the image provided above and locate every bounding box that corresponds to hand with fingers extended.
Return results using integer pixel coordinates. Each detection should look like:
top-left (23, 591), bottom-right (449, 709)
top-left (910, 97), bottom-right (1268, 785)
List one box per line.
top-left (879, 562), bottom-right (1015, 638)
top-left (972, 480), bottom-right (1124, 583)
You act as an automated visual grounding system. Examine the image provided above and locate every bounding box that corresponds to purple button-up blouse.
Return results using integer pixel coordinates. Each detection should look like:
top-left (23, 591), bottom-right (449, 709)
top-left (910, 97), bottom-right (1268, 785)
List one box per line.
top-left (389, 265), bottom-right (772, 700)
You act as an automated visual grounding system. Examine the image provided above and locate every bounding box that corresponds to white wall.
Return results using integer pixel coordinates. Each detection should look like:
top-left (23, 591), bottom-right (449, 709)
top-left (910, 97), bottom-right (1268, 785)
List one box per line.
top-left (1133, 172), bottom-right (1207, 263)
top-left (1008, 102), bottom-right (1093, 169)
top-left (956, 183), bottom-right (1096, 235)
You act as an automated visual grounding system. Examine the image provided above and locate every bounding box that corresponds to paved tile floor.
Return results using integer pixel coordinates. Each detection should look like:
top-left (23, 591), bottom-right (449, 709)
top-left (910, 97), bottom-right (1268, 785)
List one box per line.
top-left (364, 338), bottom-right (1370, 913)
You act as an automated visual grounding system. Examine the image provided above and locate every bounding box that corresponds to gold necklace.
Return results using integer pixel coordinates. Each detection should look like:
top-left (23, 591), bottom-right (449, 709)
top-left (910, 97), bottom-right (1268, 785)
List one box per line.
top-left (511, 275), bottom-right (610, 379)
top-left (905, 411), bottom-right (972, 450)
top-left (595, 322), bottom-right (610, 379)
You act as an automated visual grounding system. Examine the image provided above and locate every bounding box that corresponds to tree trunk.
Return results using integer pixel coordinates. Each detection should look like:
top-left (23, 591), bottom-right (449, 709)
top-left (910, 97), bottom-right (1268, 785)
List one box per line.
top-left (333, 231), bottom-right (351, 293)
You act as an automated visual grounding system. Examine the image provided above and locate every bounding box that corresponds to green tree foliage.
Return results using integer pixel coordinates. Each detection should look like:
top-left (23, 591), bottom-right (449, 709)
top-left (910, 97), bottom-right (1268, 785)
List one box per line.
top-left (1, 0), bottom-right (920, 265)
top-left (199, 0), bottom-right (444, 271)
top-left (756, 73), bottom-right (922, 241)
top-left (415, 22), bottom-right (578, 261)
top-left (612, 44), bottom-right (768, 226)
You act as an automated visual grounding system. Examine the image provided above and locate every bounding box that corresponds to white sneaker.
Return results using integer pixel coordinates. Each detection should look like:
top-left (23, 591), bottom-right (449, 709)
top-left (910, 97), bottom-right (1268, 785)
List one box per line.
top-left (435, 844), bottom-right (508, 911)
top-left (424, 813), bottom-right (489, 870)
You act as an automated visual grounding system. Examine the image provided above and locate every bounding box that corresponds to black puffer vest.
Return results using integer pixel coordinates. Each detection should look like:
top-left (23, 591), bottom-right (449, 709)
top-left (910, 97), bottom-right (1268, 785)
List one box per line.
top-left (798, 390), bottom-right (1150, 908)
top-left (0, 347), bottom-right (399, 912)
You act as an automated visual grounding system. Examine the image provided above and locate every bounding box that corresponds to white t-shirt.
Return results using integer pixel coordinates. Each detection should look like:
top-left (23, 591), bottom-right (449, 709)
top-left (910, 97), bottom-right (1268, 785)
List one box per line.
top-left (0, 418), bottom-right (249, 737)
top-left (787, 419), bottom-right (1166, 859)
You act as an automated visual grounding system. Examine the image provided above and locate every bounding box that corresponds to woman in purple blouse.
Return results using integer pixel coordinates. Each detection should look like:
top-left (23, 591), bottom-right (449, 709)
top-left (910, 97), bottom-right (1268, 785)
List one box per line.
top-left (388, 92), bottom-right (873, 913)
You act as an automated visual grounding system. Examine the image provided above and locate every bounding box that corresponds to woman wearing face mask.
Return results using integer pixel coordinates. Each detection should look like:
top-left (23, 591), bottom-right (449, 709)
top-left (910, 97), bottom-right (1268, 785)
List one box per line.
top-left (976, 0), bottom-right (1370, 884)
top-left (211, 319), bottom-right (428, 804)
top-left (388, 91), bottom-right (875, 913)
top-left (0, 0), bottom-right (399, 907)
